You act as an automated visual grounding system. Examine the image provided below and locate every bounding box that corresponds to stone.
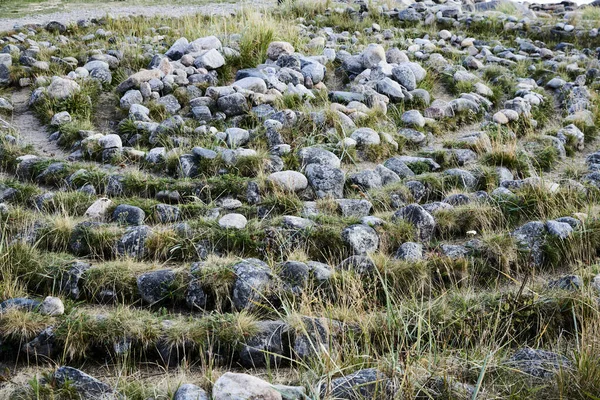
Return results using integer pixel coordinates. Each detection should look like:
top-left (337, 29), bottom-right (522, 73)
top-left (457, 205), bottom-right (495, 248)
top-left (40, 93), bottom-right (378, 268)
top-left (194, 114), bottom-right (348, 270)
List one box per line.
top-left (54, 367), bottom-right (117, 400)
top-left (112, 204), bottom-right (145, 226)
top-left (342, 224), bottom-right (379, 255)
top-left (174, 384), bottom-right (209, 400)
top-left (548, 274), bottom-right (582, 291)
top-left (154, 204), bottom-right (181, 223)
top-left (166, 37), bottom-right (189, 60)
top-left (194, 49), bottom-right (225, 70)
top-left (217, 93), bottom-right (249, 117)
top-left (116, 225), bottom-right (152, 259)
top-left (335, 199), bottom-right (372, 218)
top-left (239, 320), bottom-right (291, 368)
top-left (298, 146), bottom-right (341, 168)
top-left (39, 296), bottom-right (64, 316)
top-left (320, 368), bottom-right (393, 400)
top-left (395, 242), bottom-right (423, 261)
top-left (157, 94), bottom-right (181, 114)
top-left (546, 220), bottom-right (573, 239)
top-left (305, 164), bottom-right (345, 198)
top-left (393, 204), bottom-right (436, 242)
top-left (384, 157), bottom-right (415, 178)
top-left (268, 171), bottom-right (308, 192)
top-left (376, 77), bottom-right (405, 102)
top-left (137, 269), bottom-right (176, 304)
top-left (507, 348), bottom-right (570, 379)
top-left (392, 64), bottom-right (417, 91)
top-left (361, 44), bottom-right (386, 69)
top-left (267, 41), bottom-right (294, 61)
top-left (279, 261), bottom-right (310, 290)
top-left (84, 198), bottom-right (113, 220)
top-left (232, 259), bottom-right (273, 311)
top-left (350, 127), bottom-right (380, 146)
top-left (120, 90), bottom-right (143, 110)
top-left (51, 111), bottom-right (71, 126)
top-left (347, 169), bottom-right (382, 190)
top-left (218, 213), bottom-right (247, 229)
top-left (401, 110), bottom-right (425, 127)
top-left (225, 127), bottom-right (250, 148)
top-left (234, 77), bottom-right (268, 93)
top-left (213, 372), bottom-right (281, 400)
top-left (46, 77), bottom-right (80, 100)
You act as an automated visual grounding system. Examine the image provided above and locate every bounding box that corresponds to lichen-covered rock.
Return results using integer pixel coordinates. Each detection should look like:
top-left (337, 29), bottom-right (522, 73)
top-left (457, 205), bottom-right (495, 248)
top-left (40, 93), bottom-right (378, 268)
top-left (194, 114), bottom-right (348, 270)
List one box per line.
top-left (213, 372), bottom-right (282, 400)
top-left (393, 204), bottom-right (436, 242)
top-left (54, 367), bottom-right (118, 400)
top-left (239, 320), bottom-right (291, 368)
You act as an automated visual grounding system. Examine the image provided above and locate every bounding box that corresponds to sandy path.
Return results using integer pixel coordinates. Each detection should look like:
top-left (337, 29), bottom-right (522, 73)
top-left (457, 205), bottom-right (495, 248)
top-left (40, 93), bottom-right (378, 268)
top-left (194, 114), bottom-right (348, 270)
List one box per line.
top-left (10, 88), bottom-right (69, 158)
top-left (0, 0), bottom-right (275, 33)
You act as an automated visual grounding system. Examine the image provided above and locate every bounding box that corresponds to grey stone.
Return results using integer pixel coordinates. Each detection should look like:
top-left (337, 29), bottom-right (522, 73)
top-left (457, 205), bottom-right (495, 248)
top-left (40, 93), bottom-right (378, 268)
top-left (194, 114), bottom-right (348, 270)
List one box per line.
top-left (506, 348), bottom-right (571, 379)
top-left (548, 274), bottom-right (582, 291)
top-left (212, 372), bottom-right (282, 400)
top-left (305, 164), bottom-right (345, 198)
top-left (336, 199), bottom-right (372, 218)
top-left (174, 383), bottom-right (208, 400)
top-left (116, 225), bottom-right (152, 259)
top-left (137, 269), bottom-right (176, 304)
top-left (232, 259), bottom-right (273, 311)
top-left (239, 320), bottom-right (291, 368)
top-left (342, 224), bottom-right (379, 255)
top-left (393, 204), bottom-right (436, 242)
top-left (392, 64), bottom-right (417, 91)
top-left (395, 242), bottom-right (423, 261)
top-left (54, 367), bottom-right (117, 400)
top-left (112, 204), bottom-right (145, 226)
top-left (320, 368), bottom-right (393, 400)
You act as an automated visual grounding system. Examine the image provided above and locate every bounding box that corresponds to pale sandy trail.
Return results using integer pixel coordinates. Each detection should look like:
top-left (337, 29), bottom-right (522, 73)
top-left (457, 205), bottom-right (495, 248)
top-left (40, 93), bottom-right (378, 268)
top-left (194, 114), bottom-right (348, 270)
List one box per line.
top-left (0, 0), bottom-right (275, 33)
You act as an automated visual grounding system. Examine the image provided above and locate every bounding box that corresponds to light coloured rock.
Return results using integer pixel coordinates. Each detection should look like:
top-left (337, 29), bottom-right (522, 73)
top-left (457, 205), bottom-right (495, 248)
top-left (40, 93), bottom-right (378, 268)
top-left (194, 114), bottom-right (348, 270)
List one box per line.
top-left (212, 372), bottom-right (281, 400)
top-left (46, 77), bottom-right (80, 100)
top-left (218, 213), bottom-right (247, 230)
top-left (84, 198), bottom-right (113, 220)
top-left (268, 171), bottom-right (308, 192)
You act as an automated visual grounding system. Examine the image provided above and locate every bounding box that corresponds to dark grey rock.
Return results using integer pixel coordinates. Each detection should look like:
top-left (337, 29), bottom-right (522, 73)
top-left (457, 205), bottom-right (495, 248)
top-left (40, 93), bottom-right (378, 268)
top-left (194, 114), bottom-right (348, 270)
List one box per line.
top-left (54, 367), bottom-right (117, 400)
top-left (507, 348), bottom-right (571, 379)
top-left (393, 204), bottom-right (436, 242)
top-left (116, 225), bottom-right (152, 259)
top-left (137, 269), bottom-right (177, 304)
top-left (305, 164), bottom-right (345, 199)
top-left (112, 204), bottom-right (145, 226)
top-left (342, 224), bottom-right (379, 255)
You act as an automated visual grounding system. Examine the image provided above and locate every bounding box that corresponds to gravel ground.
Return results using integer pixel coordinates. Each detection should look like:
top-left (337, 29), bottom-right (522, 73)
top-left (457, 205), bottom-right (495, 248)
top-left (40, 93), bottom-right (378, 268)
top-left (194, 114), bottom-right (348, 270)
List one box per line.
top-left (0, 0), bottom-right (276, 32)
